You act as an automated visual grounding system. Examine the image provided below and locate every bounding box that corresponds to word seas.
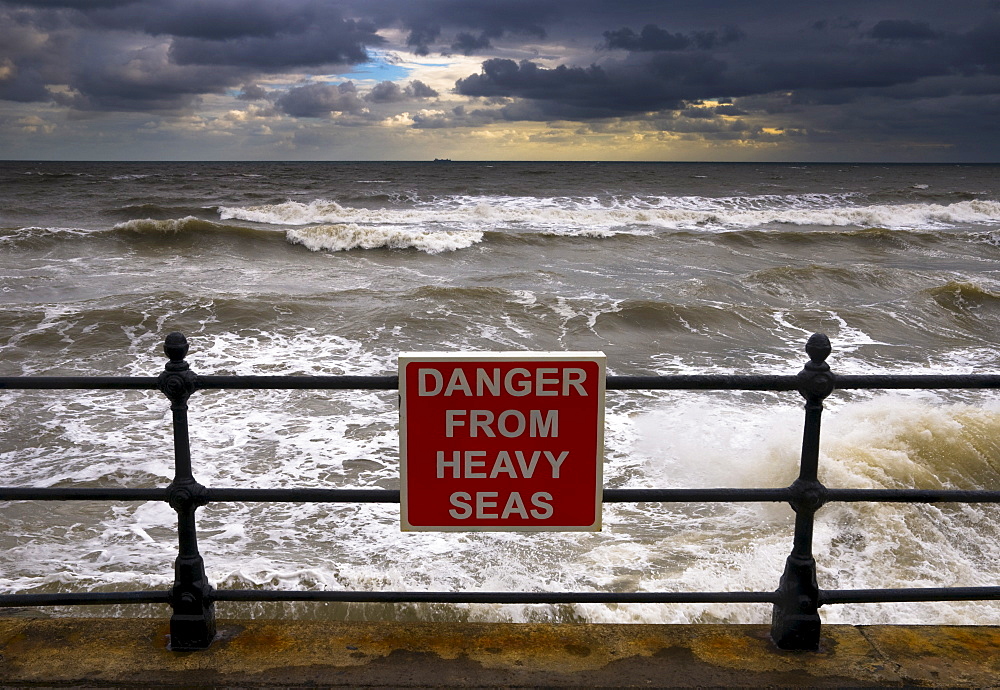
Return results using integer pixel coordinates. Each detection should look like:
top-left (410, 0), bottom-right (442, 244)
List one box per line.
top-left (438, 449), bottom-right (568, 520)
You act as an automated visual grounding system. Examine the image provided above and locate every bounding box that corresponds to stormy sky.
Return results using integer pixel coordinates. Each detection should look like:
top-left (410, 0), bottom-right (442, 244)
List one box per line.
top-left (2, 0), bottom-right (999, 160)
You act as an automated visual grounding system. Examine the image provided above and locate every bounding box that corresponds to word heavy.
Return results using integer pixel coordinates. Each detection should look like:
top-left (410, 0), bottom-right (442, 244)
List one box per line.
top-left (399, 353), bottom-right (606, 531)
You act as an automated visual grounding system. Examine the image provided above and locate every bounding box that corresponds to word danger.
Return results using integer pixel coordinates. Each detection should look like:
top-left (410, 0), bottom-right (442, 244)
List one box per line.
top-left (416, 367), bottom-right (591, 397)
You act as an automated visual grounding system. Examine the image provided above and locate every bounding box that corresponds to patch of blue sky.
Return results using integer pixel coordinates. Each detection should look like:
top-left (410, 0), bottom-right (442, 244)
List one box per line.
top-left (341, 52), bottom-right (412, 83)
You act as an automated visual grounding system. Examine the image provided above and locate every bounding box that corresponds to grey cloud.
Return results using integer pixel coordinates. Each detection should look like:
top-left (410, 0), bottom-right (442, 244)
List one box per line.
top-left (812, 17), bottom-right (863, 32)
top-left (714, 104), bottom-right (747, 116)
top-left (453, 9), bottom-right (1000, 124)
top-left (8, 0), bottom-right (137, 7)
top-left (451, 31), bottom-right (495, 55)
top-left (391, 0), bottom-right (550, 41)
top-left (455, 55), bottom-right (727, 118)
top-left (409, 103), bottom-right (507, 128)
top-left (237, 83), bottom-right (271, 101)
top-left (274, 81), bottom-right (364, 118)
top-left (168, 19), bottom-right (379, 69)
top-left (0, 67), bottom-right (51, 102)
top-left (140, 0), bottom-right (320, 40)
top-left (367, 81), bottom-right (406, 102)
top-left (366, 80), bottom-right (439, 103)
top-left (603, 23), bottom-right (743, 51)
top-left (385, 0), bottom-right (551, 57)
top-left (681, 108), bottom-right (716, 119)
top-left (58, 46), bottom-right (246, 111)
top-left (457, 59), bottom-right (607, 100)
top-left (409, 80), bottom-right (438, 98)
top-left (0, 0), bottom-right (381, 113)
top-left (406, 23), bottom-right (440, 56)
top-left (961, 18), bottom-right (1000, 73)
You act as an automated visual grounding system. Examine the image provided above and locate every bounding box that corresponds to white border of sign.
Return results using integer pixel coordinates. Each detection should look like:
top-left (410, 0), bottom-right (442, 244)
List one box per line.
top-left (399, 351), bottom-right (606, 532)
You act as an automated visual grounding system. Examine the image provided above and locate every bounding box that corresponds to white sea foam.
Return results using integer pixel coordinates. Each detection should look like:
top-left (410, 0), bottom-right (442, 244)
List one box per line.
top-left (286, 224), bottom-right (484, 253)
top-left (0, 226), bottom-right (90, 245)
top-left (113, 216), bottom-right (211, 233)
top-left (624, 394), bottom-right (1000, 625)
top-left (220, 196), bottom-right (1000, 235)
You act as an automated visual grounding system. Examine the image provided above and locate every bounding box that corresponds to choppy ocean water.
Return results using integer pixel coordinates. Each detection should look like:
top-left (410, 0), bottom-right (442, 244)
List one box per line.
top-left (1, 160), bottom-right (999, 625)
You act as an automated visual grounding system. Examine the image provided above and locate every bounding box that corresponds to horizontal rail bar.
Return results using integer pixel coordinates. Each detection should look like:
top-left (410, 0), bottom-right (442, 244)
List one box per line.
top-left (3, 486), bottom-right (997, 505)
top-left (0, 591), bottom-right (171, 606)
top-left (195, 375), bottom-right (399, 390)
top-left (834, 374), bottom-right (1000, 390)
top-left (0, 488), bottom-right (168, 501)
top-left (213, 590), bottom-right (778, 605)
top-left (0, 376), bottom-right (159, 390)
top-left (602, 488), bottom-right (791, 502)
top-left (4, 373), bottom-right (1000, 393)
top-left (821, 587), bottom-right (1000, 604)
top-left (204, 488), bottom-right (400, 503)
top-left (825, 488), bottom-right (1000, 503)
top-left (605, 375), bottom-right (800, 391)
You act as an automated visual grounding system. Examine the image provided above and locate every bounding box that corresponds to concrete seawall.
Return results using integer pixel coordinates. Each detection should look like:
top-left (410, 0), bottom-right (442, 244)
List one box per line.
top-left (1, 618), bottom-right (998, 687)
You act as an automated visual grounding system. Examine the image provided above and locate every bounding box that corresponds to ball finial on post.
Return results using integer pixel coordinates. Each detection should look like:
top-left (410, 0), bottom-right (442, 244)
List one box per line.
top-left (805, 333), bottom-right (831, 368)
top-left (164, 332), bottom-right (190, 372)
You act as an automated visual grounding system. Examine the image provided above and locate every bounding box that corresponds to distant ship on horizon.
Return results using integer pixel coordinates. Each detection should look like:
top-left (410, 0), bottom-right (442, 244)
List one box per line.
top-left (433, 158), bottom-right (452, 162)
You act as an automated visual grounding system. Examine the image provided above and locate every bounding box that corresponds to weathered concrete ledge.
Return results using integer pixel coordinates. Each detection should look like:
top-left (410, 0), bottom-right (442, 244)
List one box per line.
top-left (1, 618), bottom-right (998, 687)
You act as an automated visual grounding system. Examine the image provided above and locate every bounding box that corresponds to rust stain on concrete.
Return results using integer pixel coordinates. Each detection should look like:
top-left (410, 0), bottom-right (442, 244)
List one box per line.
top-left (0, 618), bottom-right (997, 687)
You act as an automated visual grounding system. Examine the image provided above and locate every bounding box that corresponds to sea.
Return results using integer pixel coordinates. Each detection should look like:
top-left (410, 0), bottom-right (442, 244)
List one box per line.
top-left (1, 160), bottom-right (999, 626)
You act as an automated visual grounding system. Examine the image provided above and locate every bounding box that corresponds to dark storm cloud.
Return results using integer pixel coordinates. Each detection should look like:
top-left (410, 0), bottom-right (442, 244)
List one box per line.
top-left (602, 24), bottom-right (744, 52)
top-left (455, 53), bottom-right (730, 118)
top-left (961, 18), bottom-right (1000, 73)
top-left (869, 19), bottom-right (942, 41)
top-left (453, 5), bottom-right (1000, 126)
top-left (385, 0), bottom-right (551, 42)
top-left (143, 3), bottom-right (382, 69)
top-left (406, 23), bottom-right (440, 56)
top-left (450, 31), bottom-right (496, 56)
top-left (7, 0), bottom-right (138, 7)
top-left (0, 0), bottom-right (383, 111)
top-left (358, 0), bottom-right (551, 56)
top-left (2, 0), bottom-right (1000, 159)
top-left (168, 21), bottom-right (376, 69)
top-left (603, 25), bottom-right (694, 52)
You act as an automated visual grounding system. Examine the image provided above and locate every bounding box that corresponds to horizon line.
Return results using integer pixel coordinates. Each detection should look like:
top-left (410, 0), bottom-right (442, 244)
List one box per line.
top-left (3, 159), bottom-right (999, 165)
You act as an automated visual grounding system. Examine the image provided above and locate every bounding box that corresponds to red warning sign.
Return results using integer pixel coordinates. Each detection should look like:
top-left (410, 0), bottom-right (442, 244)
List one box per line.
top-left (399, 352), bottom-right (605, 531)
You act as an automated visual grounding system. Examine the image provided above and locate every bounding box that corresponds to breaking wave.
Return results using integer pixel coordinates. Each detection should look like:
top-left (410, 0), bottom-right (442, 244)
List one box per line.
top-left (110, 217), bottom-right (280, 243)
top-left (286, 224), bottom-right (483, 253)
top-left (220, 197), bottom-right (1000, 234)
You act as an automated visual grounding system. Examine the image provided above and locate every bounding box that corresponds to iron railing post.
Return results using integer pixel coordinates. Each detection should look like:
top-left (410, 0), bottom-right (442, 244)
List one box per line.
top-left (771, 333), bottom-right (833, 651)
top-left (158, 332), bottom-right (216, 651)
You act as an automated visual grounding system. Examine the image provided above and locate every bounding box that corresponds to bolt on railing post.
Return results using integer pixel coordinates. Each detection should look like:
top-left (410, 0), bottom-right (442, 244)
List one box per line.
top-left (771, 333), bottom-right (833, 651)
top-left (158, 332), bottom-right (216, 651)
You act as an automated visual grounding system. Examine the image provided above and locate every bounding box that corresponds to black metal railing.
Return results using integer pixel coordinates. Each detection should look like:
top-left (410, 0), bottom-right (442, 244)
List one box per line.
top-left (1, 332), bottom-right (999, 652)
